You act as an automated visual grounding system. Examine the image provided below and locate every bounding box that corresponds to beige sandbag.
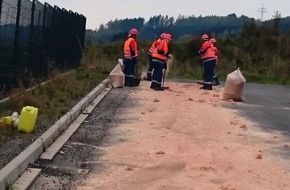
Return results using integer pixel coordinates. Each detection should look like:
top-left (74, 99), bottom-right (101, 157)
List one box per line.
top-left (118, 58), bottom-right (124, 71)
top-left (222, 68), bottom-right (246, 101)
top-left (109, 62), bottom-right (125, 88)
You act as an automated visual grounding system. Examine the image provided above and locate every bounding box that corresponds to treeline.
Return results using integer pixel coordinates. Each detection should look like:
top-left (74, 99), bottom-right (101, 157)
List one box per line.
top-left (83, 14), bottom-right (290, 85)
top-left (86, 14), bottom-right (290, 44)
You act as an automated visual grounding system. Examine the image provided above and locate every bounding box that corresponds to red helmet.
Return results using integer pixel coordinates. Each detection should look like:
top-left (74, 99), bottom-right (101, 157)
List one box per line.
top-left (164, 34), bottom-right (172, 41)
top-left (129, 28), bottom-right (138, 35)
top-left (201, 34), bottom-right (209, 40)
top-left (160, 33), bottom-right (166, 39)
top-left (209, 38), bottom-right (216, 43)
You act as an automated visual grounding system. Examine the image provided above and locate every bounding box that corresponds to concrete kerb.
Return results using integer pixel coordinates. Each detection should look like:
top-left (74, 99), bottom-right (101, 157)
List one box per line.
top-left (0, 78), bottom-right (109, 190)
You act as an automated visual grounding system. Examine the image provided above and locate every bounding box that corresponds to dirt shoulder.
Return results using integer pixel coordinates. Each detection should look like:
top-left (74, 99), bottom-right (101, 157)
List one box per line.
top-left (75, 81), bottom-right (290, 190)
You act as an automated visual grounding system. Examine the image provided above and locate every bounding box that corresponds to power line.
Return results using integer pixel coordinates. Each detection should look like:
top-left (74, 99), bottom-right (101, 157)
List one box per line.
top-left (258, 3), bottom-right (267, 21)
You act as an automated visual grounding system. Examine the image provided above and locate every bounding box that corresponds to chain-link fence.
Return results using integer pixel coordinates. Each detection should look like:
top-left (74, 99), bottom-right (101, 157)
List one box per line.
top-left (0, 0), bottom-right (86, 91)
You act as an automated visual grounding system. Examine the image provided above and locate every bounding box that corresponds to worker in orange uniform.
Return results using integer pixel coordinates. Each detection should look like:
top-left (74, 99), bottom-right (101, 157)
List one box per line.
top-left (123, 28), bottom-right (139, 87)
top-left (209, 38), bottom-right (220, 85)
top-left (198, 34), bottom-right (216, 90)
top-left (146, 33), bottom-right (166, 81)
top-left (150, 33), bottom-right (172, 91)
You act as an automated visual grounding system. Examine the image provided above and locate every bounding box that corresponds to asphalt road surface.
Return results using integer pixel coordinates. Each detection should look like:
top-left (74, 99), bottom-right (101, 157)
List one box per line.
top-left (223, 83), bottom-right (290, 134)
top-left (28, 82), bottom-right (290, 189)
top-left (222, 83), bottom-right (290, 168)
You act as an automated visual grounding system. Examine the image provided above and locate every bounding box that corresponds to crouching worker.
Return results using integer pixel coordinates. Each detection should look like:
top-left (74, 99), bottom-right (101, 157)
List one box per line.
top-left (123, 28), bottom-right (139, 87)
top-left (150, 33), bottom-right (172, 91)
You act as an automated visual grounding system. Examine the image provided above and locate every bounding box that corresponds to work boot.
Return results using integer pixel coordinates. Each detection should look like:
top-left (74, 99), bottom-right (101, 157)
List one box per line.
top-left (125, 78), bottom-right (130, 86)
top-left (129, 83), bottom-right (138, 87)
top-left (203, 84), bottom-right (212, 90)
top-left (213, 77), bottom-right (220, 86)
top-left (147, 73), bottom-right (152, 81)
top-left (153, 87), bottom-right (164, 91)
top-left (125, 82), bottom-right (130, 86)
top-left (129, 77), bottom-right (140, 87)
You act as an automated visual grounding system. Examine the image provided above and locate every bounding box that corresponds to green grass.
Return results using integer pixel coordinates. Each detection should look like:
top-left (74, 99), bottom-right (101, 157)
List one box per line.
top-left (1, 37), bottom-right (290, 145)
top-left (0, 65), bottom-right (111, 145)
top-left (244, 73), bottom-right (289, 85)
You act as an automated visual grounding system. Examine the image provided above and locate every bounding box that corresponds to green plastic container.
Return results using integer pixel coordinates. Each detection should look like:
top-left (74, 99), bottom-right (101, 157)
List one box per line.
top-left (17, 106), bottom-right (38, 133)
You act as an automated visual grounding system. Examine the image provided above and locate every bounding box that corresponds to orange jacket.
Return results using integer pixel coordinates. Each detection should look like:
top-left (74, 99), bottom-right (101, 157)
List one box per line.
top-left (124, 37), bottom-right (138, 59)
top-left (199, 41), bottom-right (215, 60)
top-left (148, 38), bottom-right (162, 55)
top-left (211, 45), bottom-right (219, 61)
top-left (152, 40), bottom-right (169, 62)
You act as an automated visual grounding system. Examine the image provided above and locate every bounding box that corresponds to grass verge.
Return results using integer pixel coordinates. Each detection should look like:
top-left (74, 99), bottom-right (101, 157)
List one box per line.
top-left (0, 66), bottom-right (109, 146)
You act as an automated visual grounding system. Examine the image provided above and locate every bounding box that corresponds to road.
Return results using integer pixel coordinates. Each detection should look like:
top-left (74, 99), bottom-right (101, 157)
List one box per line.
top-left (223, 83), bottom-right (290, 134)
top-left (28, 82), bottom-right (290, 189)
top-left (29, 87), bottom-right (132, 189)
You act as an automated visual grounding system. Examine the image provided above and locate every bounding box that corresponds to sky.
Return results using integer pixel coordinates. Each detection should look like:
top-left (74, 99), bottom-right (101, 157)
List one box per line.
top-left (37, 0), bottom-right (290, 30)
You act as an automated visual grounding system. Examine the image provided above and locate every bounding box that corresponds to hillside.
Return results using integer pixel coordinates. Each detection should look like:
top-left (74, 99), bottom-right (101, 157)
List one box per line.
top-left (86, 14), bottom-right (290, 43)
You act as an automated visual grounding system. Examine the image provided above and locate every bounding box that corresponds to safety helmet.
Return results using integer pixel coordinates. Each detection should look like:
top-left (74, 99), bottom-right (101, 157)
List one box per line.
top-left (209, 38), bottom-right (216, 43)
top-left (164, 34), bottom-right (172, 41)
top-left (160, 33), bottom-right (166, 39)
top-left (129, 28), bottom-right (138, 35)
top-left (201, 34), bottom-right (209, 40)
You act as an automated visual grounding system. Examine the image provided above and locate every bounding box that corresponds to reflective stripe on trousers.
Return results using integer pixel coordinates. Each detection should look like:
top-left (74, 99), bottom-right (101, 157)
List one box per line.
top-left (123, 58), bottom-right (137, 85)
top-left (203, 58), bottom-right (216, 84)
top-left (147, 54), bottom-right (153, 72)
top-left (151, 59), bottom-right (164, 88)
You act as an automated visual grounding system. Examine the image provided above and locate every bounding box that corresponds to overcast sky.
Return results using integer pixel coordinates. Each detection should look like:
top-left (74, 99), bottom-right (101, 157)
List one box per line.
top-left (37, 0), bottom-right (289, 30)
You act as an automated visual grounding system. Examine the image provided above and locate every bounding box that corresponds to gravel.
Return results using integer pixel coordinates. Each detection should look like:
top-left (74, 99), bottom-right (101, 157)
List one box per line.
top-left (29, 87), bottom-right (132, 189)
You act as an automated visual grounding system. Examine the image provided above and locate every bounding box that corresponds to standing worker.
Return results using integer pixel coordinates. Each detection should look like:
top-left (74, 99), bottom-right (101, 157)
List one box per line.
top-left (146, 33), bottom-right (166, 81)
top-left (209, 38), bottom-right (220, 85)
top-left (150, 33), bottom-right (172, 91)
top-left (198, 34), bottom-right (216, 90)
top-left (123, 28), bottom-right (139, 87)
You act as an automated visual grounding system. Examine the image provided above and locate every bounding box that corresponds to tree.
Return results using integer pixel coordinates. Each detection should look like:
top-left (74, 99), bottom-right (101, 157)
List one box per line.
top-left (272, 11), bottom-right (281, 35)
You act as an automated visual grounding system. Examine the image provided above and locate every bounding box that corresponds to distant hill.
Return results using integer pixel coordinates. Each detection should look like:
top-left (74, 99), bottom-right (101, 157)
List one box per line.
top-left (85, 14), bottom-right (290, 43)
